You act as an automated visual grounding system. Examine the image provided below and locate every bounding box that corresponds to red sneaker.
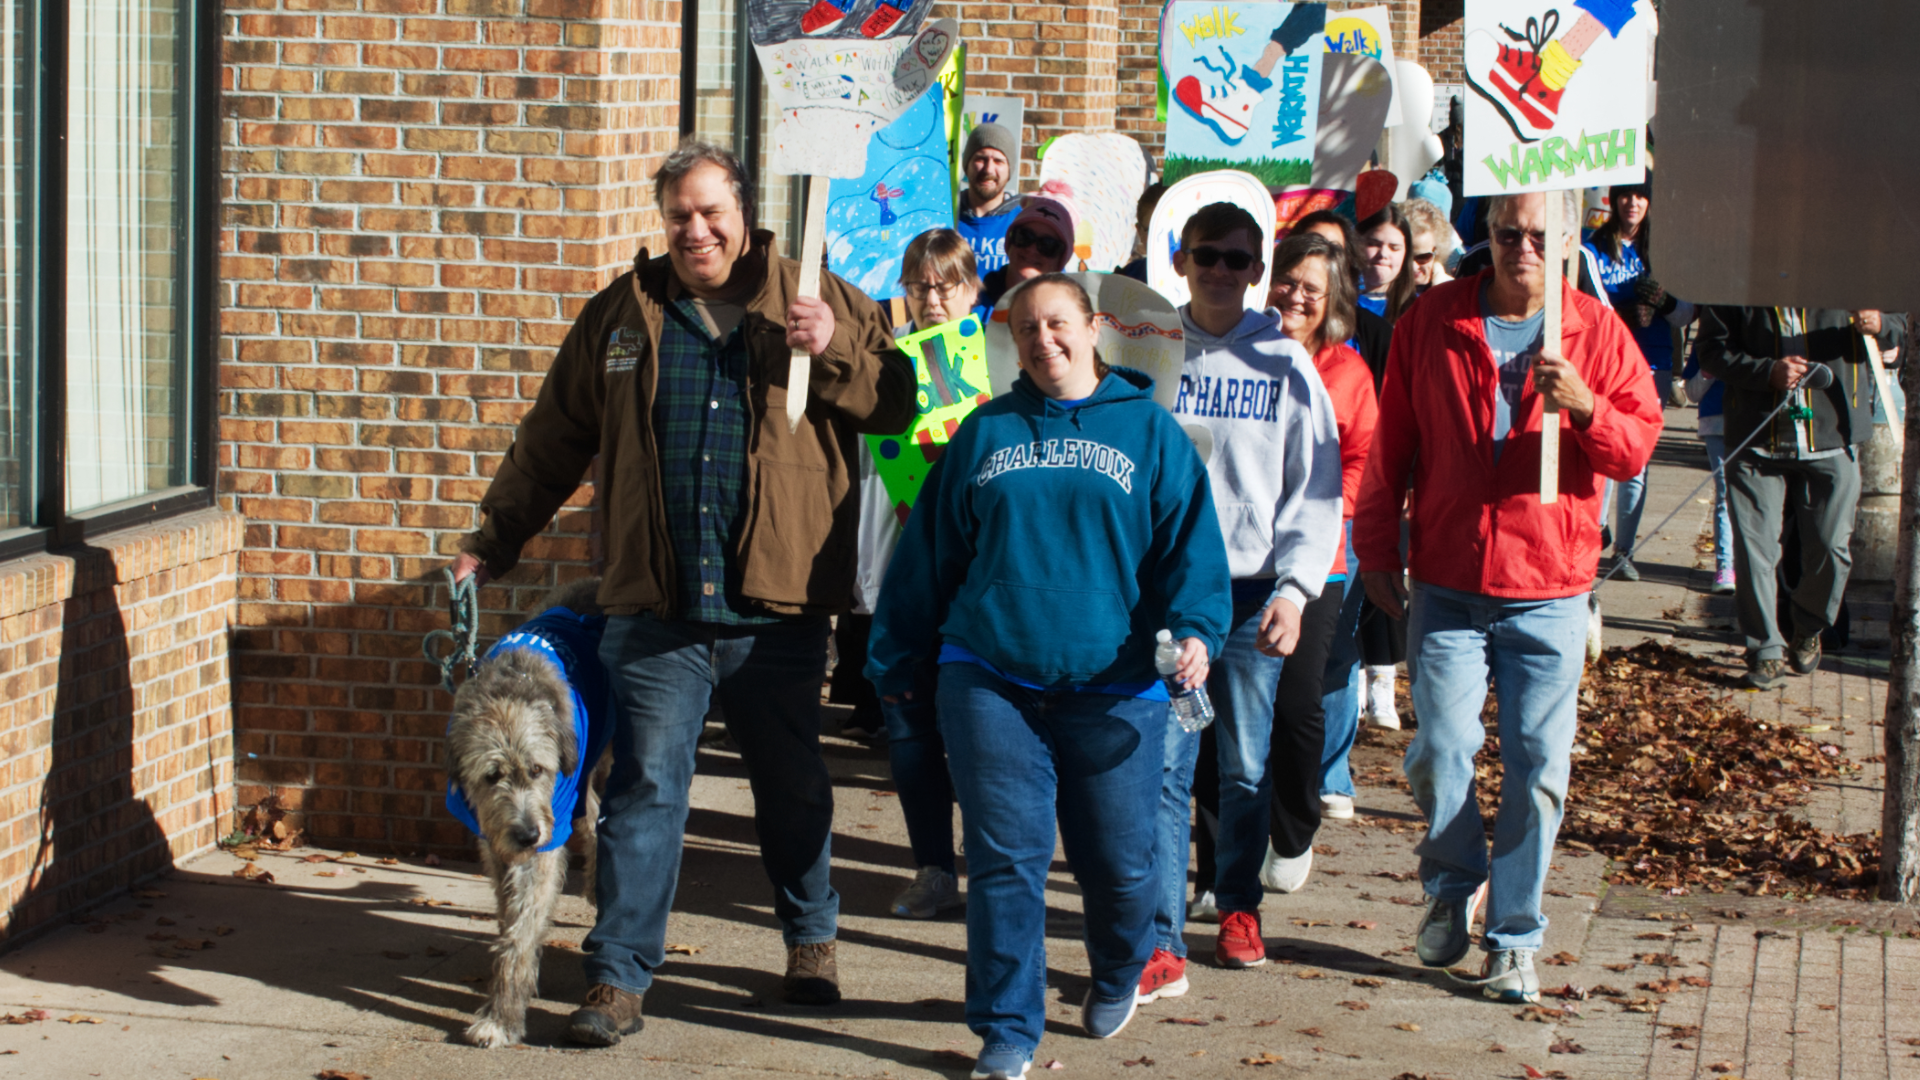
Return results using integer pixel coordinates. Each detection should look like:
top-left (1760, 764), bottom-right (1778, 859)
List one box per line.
top-left (799, 0), bottom-right (853, 35)
top-left (1215, 910), bottom-right (1267, 969)
top-left (1466, 29), bottom-right (1563, 143)
top-left (858, 0), bottom-right (911, 38)
top-left (1136, 947), bottom-right (1190, 1003)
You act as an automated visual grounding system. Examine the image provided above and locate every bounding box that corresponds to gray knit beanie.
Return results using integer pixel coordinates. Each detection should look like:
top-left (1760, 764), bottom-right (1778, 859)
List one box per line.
top-left (962, 122), bottom-right (1018, 167)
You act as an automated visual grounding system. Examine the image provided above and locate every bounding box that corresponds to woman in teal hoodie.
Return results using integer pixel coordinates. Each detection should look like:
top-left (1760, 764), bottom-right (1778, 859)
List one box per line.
top-left (868, 274), bottom-right (1231, 1080)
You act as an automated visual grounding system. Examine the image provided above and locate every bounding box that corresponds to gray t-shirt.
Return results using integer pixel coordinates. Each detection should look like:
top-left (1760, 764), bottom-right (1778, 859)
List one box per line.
top-left (1481, 281), bottom-right (1544, 461)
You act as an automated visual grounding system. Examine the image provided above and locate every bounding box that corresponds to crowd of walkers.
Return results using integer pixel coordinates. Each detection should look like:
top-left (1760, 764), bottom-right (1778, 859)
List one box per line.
top-left (449, 132), bottom-right (1906, 1079)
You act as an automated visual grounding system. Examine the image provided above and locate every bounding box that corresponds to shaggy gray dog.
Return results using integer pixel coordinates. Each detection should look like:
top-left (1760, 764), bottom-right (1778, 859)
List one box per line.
top-left (446, 577), bottom-right (611, 1048)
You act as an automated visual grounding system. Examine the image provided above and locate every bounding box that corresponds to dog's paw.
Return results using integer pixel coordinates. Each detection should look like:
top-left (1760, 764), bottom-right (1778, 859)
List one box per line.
top-left (462, 1016), bottom-right (522, 1049)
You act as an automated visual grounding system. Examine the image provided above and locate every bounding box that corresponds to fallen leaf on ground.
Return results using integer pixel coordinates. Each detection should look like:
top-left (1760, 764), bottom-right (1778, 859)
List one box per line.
top-left (58, 1014), bottom-right (102, 1024)
top-left (1347, 920), bottom-right (1378, 930)
top-left (1043, 1062), bottom-right (1064, 1071)
top-left (1538, 951), bottom-right (1580, 966)
top-left (378, 858), bottom-right (399, 865)
top-left (1549, 1039), bottom-right (1586, 1054)
top-left (317, 1071), bottom-right (371, 1080)
top-left (1663, 1024), bottom-right (1702, 1038)
top-left (1604, 962), bottom-right (1634, 971)
top-left (1291, 919), bottom-right (1331, 928)
top-left (1120, 1055), bottom-right (1152, 1067)
top-left (339, 851), bottom-right (359, 859)
top-left (1514, 1005), bottom-right (1564, 1022)
top-left (1680, 976), bottom-right (1713, 988)
top-left (1336, 1000), bottom-right (1369, 1011)
top-left (1351, 977), bottom-right (1385, 988)
top-left (1621, 997), bottom-right (1661, 1013)
top-left (1708, 1063), bottom-right (1738, 1074)
top-left (1293, 1026), bottom-right (1320, 1036)
top-left (1542, 983), bottom-right (1587, 1000)
top-left (1294, 969), bottom-right (1325, 980)
top-left (665, 943), bottom-right (701, 955)
top-left (1393, 1021), bottom-right (1421, 1031)
top-left (1241, 1052), bottom-right (1284, 1066)
top-left (301, 854), bottom-right (333, 864)
top-left (231, 864), bottom-right (273, 883)
top-left (1161, 1017), bottom-right (1209, 1026)
top-left (315, 871), bottom-right (338, 878)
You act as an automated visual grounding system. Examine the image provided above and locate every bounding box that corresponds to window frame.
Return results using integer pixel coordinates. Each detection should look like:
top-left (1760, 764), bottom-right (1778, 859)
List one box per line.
top-left (0, 0), bottom-right (218, 564)
top-left (677, 0), bottom-right (804, 258)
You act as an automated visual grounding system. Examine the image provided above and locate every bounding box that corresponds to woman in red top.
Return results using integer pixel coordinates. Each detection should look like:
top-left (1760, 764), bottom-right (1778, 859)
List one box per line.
top-left (1255, 233), bottom-right (1379, 890)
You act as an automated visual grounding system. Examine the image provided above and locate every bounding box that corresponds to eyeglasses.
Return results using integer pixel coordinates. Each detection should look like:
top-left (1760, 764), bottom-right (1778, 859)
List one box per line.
top-left (1007, 225), bottom-right (1065, 261)
top-left (1410, 250), bottom-right (1436, 266)
top-left (1186, 246), bottom-right (1257, 271)
top-left (1492, 227), bottom-right (1548, 253)
top-left (1270, 278), bottom-right (1326, 303)
top-left (903, 280), bottom-right (963, 301)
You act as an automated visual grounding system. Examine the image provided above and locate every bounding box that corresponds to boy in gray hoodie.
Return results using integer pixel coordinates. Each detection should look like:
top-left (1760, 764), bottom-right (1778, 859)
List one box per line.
top-left (1144, 202), bottom-right (1344, 999)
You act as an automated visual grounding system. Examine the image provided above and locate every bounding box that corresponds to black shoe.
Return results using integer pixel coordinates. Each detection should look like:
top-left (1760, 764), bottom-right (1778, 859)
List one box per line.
top-left (567, 983), bottom-right (644, 1046)
top-left (1745, 658), bottom-right (1788, 691)
top-left (840, 704), bottom-right (884, 740)
top-left (1788, 634), bottom-right (1822, 675)
top-left (1612, 555), bottom-right (1640, 582)
top-left (784, 940), bottom-right (841, 1005)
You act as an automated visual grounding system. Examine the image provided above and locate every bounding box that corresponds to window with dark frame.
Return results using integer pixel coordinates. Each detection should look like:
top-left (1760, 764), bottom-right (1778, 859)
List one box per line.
top-left (680, 0), bottom-right (804, 258)
top-left (0, 0), bottom-right (215, 563)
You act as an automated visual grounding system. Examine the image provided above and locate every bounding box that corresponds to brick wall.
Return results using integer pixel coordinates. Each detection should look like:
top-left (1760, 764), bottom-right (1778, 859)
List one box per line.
top-left (219, 0), bottom-right (682, 852)
top-left (1419, 0), bottom-right (1465, 85)
top-left (944, 2), bottom-right (1120, 183)
top-left (0, 511), bottom-right (241, 942)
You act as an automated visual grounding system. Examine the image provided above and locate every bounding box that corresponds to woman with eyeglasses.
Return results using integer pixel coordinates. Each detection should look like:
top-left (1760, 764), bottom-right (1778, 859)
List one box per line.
top-left (833, 228), bottom-right (985, 923)
top-left (869, 274), bottom-right (1230, 1079)
top-left (1261, 233), bottom-right (1379, 869)
top-left (977, 180), bottom-right (1080, 311)
top-left (1357, 204), bottom-right (1419, 323)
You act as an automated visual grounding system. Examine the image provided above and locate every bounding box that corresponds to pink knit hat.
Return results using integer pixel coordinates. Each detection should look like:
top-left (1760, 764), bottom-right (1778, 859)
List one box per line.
top-left (1011, 179), bottom-right (1081, 253)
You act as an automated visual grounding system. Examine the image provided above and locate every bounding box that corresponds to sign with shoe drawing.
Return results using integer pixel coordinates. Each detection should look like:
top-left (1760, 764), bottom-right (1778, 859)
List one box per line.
top-left (1160, 3), bottom-right (1327, 187)
top-left (1461, 0), bottom-right (1656, 196)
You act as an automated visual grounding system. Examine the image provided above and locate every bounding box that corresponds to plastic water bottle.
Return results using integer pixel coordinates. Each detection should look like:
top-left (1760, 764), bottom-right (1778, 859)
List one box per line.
top-left (1154, 629), bottom-right (1214, 733)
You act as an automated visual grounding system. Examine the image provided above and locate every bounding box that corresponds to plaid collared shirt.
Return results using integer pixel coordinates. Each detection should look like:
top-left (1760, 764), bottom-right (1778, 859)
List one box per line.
top-left (649, 295), bottom-right (778, 625)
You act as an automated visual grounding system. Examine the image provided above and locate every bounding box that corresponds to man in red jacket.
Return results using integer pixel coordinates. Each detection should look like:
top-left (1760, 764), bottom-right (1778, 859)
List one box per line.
top-left (1353, 191), bottom-right (1661, 1005)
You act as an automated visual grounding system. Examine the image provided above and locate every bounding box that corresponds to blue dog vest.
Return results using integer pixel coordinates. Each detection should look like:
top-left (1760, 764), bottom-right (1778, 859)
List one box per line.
top-left (445, 606), bottom-right (611, 852)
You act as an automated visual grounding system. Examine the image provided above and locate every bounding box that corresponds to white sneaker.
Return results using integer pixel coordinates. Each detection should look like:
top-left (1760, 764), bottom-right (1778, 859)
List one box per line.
top-left (1171, 72), bottom-right (1261, 144)
top-left (1365, 665), bottom-right (1401, 730)
top-left (1187, 889), bottom-right (1219, 924)
top-left (1319, 793), bottom-right (1354, 820)
top-left (889, 866), bottom-right (962, 919)
top-left (1258, 845), bottom-right (1312, 893)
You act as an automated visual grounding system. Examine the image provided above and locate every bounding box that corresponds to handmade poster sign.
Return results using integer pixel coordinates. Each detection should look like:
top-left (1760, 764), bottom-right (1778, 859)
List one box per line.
top-left (866, 315), bottom-right (991, 522)
top-left (1144, 170), bottom-right (1277, 311)
top-left (1321, 5), bottom-right (1402, 125)
top-left (825, 59), bottom-right (958, 298)
top-left (1460, 0), bottom-right (1655, 196)
top-left (1160, 2), bottom-right (1327, 187)
top-left (1308, 52), bottom-right (1394, 192)
top-left (1037, 133), bottom-right (1150, 273)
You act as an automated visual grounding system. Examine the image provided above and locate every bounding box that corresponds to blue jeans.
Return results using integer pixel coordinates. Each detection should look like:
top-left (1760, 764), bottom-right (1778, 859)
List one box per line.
top-left (938, 661), bottom-right (1163, 1055)
top-left (1615, 370), bottom-right (1672, 557)
top-left (881, 661), bottom-right (955, 873)
top-left (583, 615), bottom-right (839, 994)
top-left (1402, 584), bottom-right (1587, 952)
top-left (1155, 600), bottom-right (1284, 955)
top-left (1318, 571), bottom-right (1363, 799)
top-left (1703, 434), bottom-right (1733, 574)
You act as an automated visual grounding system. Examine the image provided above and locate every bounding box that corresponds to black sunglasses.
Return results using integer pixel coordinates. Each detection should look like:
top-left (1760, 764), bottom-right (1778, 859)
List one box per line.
top-left (1187, 246), bottom-right (1257, 271)
top-left (1492, 227), bottom-right (1547, 253)
top-left (1007, 225), bottom-right (1066, 260)
top-left (1410, 250), bottom-right (1435, 265)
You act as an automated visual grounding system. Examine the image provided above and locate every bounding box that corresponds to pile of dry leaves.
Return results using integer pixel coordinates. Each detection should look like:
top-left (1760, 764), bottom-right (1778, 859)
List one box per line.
top-left (1474, 641), bottom-right (1880, 899)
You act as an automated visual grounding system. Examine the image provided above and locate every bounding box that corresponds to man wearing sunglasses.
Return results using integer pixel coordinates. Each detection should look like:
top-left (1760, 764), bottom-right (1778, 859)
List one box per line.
top-left (1354, 190), bottom-right (1662, 1006)
top-left (978, 181), bottom-right (1079, 310)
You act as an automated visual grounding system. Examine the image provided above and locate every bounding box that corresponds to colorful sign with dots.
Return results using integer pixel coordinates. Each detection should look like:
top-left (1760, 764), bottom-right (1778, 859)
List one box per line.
top-left (866, 315), bottom-right (992, 523)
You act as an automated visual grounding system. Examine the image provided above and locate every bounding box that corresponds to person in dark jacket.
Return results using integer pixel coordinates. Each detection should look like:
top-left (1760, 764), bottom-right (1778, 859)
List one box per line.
top-left (451, 139), bottom-right (916, 1043)
top-left (1695, 306), bottom-right (1908, 689)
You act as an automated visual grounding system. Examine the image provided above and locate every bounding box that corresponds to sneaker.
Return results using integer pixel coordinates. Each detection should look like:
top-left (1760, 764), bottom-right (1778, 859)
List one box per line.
top-left (1173, 68), bottom-right (1262, 144)
top-left (1745, 657), bottom-right (1788, 691)
top-left (1479, 947), bottom-right (1540, 1004)
top-left (858, 0), bottom-right (911, 38)
top-left (890, 866), bottom-right (962, 919)
top-left (1258, 845), bottom-right (1312, 893)
top-left (1465, 29), bottom-right (1566, 143)
top-left (1788, 633), bottom-right (1822, 675)
top-left (1214, 910), bottom-right (1267, 968)
top-left (784, 940), bottom-right (841, 1005)
top-left (971, 1045), bottom-right (1032, 1080)
top-left (1082, 987), bottom-right (1139, 1039)
top-left (1711, 568), bottom-right (1736, 595)
top-left (1137, 947), bottom-right (1190, 1003)
top-left (1320, 793), bottom-right (1355, 820)
top-left (1186, 890), bottom-right (1219, 924)
top-left (1612, 555), bottom-right (1640, 582)
top-left (799, 0), bottom-right (853, 34)
top-left (566, 983), bottom-right (645, 1046)
top-left (1365, 665), bottom-right (1401, 730)
top-left (1415, 890), bottom-right (1481, 969)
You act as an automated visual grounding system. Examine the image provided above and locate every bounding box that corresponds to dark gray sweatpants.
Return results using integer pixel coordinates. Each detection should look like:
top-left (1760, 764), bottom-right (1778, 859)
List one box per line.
top-left (1725, 451), bottom-right (1860, 661)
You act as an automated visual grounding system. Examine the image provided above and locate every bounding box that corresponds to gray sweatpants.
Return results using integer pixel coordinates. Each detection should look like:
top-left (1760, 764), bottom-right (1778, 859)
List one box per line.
top-left (1725, 451), bottom-right (1860, 660)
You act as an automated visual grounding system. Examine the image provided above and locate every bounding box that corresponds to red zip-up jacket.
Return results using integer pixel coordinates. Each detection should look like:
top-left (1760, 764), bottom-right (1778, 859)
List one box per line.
top-left (1353, 270), bottom-right (1662, 600)
top-left (1312, 341), bottom-right (1378, 578)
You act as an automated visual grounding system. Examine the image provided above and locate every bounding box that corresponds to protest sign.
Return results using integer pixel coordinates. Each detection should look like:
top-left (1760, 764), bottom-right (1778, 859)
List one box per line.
top-left (1144, 169), bottom-right (1277, 311)
top-left (1037, 133), bottom-right (1150, 274)
top-left (866, 315), bottom-right (992, 522)
top-left (1308, 52), bottom-right (1393, 192)
top-left (1321, 6), bottom-right (1402, 124)
top-left (1160, 2), bottom-right (1326, 187)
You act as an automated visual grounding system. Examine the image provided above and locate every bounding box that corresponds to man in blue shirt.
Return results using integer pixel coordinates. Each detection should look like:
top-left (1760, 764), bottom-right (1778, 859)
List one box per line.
top-left (955, 122), bottom-right (1024, 279)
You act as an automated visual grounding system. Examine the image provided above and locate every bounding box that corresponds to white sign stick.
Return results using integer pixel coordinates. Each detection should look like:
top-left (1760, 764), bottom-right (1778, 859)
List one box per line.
top-left (1539, 207), bottom-right (1563, 504)
top-left (787, 174), bottom-right (831, 435)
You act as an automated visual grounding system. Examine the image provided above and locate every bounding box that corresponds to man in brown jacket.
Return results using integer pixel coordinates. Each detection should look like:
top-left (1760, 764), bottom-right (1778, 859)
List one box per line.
top-left (451, 140), bottom-right (915, 1046)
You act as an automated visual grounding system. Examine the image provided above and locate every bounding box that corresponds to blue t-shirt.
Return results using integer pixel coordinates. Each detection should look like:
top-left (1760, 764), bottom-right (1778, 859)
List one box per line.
top-left (1481, 281), bottom-right (1543, 462)
top-left (1357, 293), bottom-right (1388, 317)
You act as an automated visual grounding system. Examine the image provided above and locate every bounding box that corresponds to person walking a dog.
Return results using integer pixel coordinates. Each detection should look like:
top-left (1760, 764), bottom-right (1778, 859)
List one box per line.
top-left (867, 274), bottom-right (1231, 1080)
top-left (451, 139), bottom-right (916, 1046)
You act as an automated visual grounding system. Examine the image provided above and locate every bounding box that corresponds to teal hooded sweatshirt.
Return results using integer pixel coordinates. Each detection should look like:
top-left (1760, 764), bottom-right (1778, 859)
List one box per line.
top-left (866, 366), bottom-right (1232, 698)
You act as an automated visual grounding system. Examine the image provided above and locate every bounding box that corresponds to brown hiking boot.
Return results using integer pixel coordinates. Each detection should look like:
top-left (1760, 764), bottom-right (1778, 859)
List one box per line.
top-left (784, 940), bottom-right (841, 1005)
top-left (566, 982), bottom-right (644, 1046)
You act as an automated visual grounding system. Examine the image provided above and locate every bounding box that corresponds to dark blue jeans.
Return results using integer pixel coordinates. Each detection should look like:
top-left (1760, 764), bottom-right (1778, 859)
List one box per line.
top-left (881, 660), bottom-right (955, 873)
top-left (937, 661), bottom-right (1163, 1056)
top-left (583, 614), bottom-right (839, 995)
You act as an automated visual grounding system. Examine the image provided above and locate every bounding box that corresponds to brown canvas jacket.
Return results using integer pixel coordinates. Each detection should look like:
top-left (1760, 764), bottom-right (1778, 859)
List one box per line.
top-left (462, 230), bottom-right (916, 617)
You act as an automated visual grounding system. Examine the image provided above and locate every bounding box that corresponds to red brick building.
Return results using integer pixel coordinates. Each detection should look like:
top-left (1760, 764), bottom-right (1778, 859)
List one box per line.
top-left (0, 0), bottom-right (1468, 942)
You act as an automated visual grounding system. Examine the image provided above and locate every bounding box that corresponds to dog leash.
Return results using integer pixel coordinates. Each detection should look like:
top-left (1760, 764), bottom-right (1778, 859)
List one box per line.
top-left (423, 567), bottom-right (481, 695)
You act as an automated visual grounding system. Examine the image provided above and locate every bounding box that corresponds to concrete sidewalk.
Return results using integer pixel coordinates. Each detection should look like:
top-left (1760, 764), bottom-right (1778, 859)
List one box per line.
top-left (3, 407), bottom-right (1917, 1080)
